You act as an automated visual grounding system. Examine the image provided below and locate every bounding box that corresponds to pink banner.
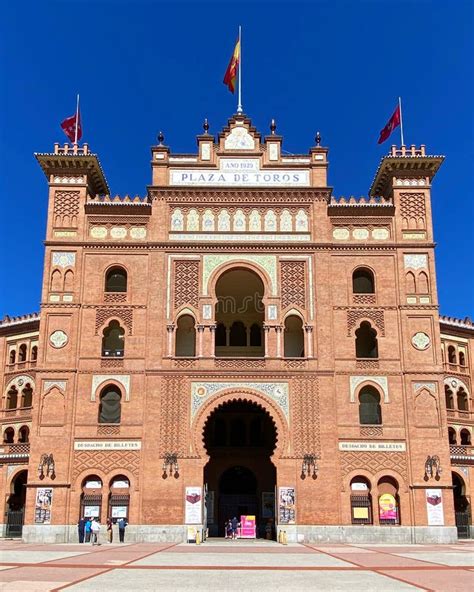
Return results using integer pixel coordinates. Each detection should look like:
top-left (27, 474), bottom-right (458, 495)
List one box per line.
top-left (240, 515), bottom-right (256, 538)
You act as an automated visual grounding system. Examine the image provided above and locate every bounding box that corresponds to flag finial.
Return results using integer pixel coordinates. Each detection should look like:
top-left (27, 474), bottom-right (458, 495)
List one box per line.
top-left (315, 131), bottom-right (321, 146)
top-left (157, 131), bottom-right (165, 146)
top-left (203, 118), bottom-right (210, 134)
top-left (270, 119), bottom-right (277, 135)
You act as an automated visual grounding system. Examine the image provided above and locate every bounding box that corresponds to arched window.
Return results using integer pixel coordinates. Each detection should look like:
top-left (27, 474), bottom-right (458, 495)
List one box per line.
top-left (445, 385), bottom-right (455, 409)
top-left (417, 272), bottom-right (429, 294)
top-left (250, 323), bottom-right (262, 347)
top-left (459, 351), bottom-right (466, 366)
top-left (63, 269), bottom-right (74, 292)
top-left (102, 321), bottom-right (125, 357)
top-left (355, 322), bottom-right (378, 358)
top-left (448, 346), bottom-right (457, 364)
top-left (3, 427), bottom-right (15, 444)
top-left (98, 386), bottom-right (122, 424)
top-left (457, 388), bottom-right (469, 411)
top-left (284, 315), bottom-right (305, 358)
top-left (18, 344), bottom-right (27, 362)
top-left (6, 386), bottom-right (18, 410)
top-left (109, 475), bottom-right (130, 522)
top-left (21, 385), bottom-right (33, 408)
top-left (81, 475), bottom-right (103, 521)
top-left (175, 314), bottom-right (196, 357)
top-left (9, 350), bottom-right (16, 364)
top-left (215, 323), bottom-right (227, 347)
top-left (230, 321), bottom-right (246, 346)
top-left (460, 429), bottom-right (471, 446)
top-left (350, 477), bottom-right (373, 524)
top-left (31, 346), bottom-right (38, 362)
top-left (359, 386), bottom-right (382, 425)
top-left (18, 426), bottom-right (30, 443)
top-left (105, 267), bottom-right (127, 293)
top-left (352, 268), bottom-right (375, 294)
top-left (405, 272), bottom-right (416, 294)
top-left (50, 269), bottom-right (62, 292)
top-left (378, 476), bottom-right (400, 525)
top-left (448, 427), bottom-right (457, 445)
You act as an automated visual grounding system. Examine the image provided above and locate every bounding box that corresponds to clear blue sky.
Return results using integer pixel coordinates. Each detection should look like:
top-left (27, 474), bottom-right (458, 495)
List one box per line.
top-left (1, 0), bottom-right (473, 319)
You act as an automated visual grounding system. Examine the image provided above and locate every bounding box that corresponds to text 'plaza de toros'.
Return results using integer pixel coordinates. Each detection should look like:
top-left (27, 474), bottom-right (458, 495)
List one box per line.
top-left (1, 114), bottom-right (473, 543)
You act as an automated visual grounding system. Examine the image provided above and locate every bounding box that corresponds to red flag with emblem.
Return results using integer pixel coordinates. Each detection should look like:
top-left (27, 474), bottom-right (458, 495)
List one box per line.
top-left (61, 97), bottom-right (82, 143)
top-left (377, 104), bottom-right (401, 144)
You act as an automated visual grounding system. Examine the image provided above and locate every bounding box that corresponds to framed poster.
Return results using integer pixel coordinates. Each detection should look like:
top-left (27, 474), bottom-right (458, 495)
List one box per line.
top-left (185, 486), bottom-right (202, 524)
top-left (84, 506), bottom-right (100, 518)
top-left (240, 515), bottom-right (256, 538)
top-left (426, 489), bottom-right (444, 525)
top-left (35, 488), bottom-right (53, 524)
top-left (278, 486), bottom-right (296, 524)
top-left (262, 492), bottom-right (275, 518)
top-left (378, 494), bottom-right (398, 521)
top-left (111, 506), bottom-right (128, 518)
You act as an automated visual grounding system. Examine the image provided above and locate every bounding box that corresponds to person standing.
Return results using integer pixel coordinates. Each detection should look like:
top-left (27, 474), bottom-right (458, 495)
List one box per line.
top-left (106, 518), bottom-right (113, 543)
top-left (84, 518), bottom-right (92, 543)
top-left (77, 518), bottom-right (85, 543)
top-left (231, 516), bottom-right (239, 540)
top-left (117, 517), bottom-right (127, 543)
top-left (91, 517), bottom-right (101, 545)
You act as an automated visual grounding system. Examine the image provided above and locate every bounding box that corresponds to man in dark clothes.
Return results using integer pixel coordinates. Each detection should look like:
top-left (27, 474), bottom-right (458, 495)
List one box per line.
top-left (77, 518), bottom-right (85, 543)
top-left (231, 516), bottom-right (239, 540)
top-left (118, 517), bottom-right (128, 542)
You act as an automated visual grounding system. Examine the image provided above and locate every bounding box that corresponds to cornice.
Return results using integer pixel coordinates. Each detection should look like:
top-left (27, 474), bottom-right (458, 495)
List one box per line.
top-left (148, 187), bottom-right (332, 204)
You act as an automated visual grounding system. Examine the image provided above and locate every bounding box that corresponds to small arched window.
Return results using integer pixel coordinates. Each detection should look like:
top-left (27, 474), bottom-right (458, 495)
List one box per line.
top-left (457, 388), bottom-right (469, 411)
top-left (459, 351), bottom-right (466, 366)
top-left (215, 323), bottom-right (227, 347)
top-left (105, 267), bottom-right (127, 293)
top-left (9, 350), bottom-right (16, 365)
top-left (352, 268), bottom-right (375, 294)
top-left (31, 346), bottom-right (38, 362)
top-left (417, 272), bottom-right (429, 294)
top-left (3, 427), bottom-right (15, 444)
top-left (445, 385), bottom-right (454, 409)
top-left (448, 346), bottom-right (457, 364)
top-left (359, 386), bottom-right (382, 425)
top-left (250, 323), bottom-right (262, 347)
top-left (98, 386), bottom-right (122, 424)
top-left (355, 322), bottom-right (378, 359)
top-left (18, 426), bottom-right (30, 443)
top-left (284, 315), bottom-right (305, 358)
top-left (102, 321), bottom-right (125, 357)
top-left (230, 321), bottom-right (246, 347)
top-left (175, 314), bottom-right (196, 357)
top-left (6, 386), bottom-right (18, 410)
top-left (448, 427), bottom-right (457, 445)
top-left (18, 344), bottom-right (27, 362)
top-left (377, 476), bottom-right (400, 525)
top-left (460, 429), bottom-right (471, 446)
top-left (350, 477), bottom-right (373, 525)
top-left (21, 385), bottom-right (33, 408)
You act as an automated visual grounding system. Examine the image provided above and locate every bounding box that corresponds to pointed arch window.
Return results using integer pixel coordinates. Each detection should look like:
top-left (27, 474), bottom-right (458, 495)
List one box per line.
top-left (105, 267), bottom-right (127, 293)
top-left (359, 386), bottom-right (382, 425)
top-left (102, 320), bottom-right (125, 357)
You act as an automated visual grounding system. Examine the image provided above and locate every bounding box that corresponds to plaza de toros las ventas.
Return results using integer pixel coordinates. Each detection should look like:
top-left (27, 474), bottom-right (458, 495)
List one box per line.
top-left (1, 114), bottom-right (473, 544)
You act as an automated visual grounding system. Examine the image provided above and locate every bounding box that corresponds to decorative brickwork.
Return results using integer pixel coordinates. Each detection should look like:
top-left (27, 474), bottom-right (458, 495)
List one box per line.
top-left (356, 360), bottom-right (380, 369)
top-left (353, 294), bottom-right (376, 305)
top-left (215, 359), bottom-right (266, 369)
top-left (340, 451), bottom-right (408, 483)
top-left (73, 450), bottom-right (140, 481)
top-left (347, 308), bottom-right (385, 336)
top-left (97, 425), bottom-right (120, 436)
top-left (104, 293), bottom-right (127, 303)
top-left (100, 358), bottom-right (124, 368)
top-left (160, 376), bottom-right (188, 456)
top-left (174, 260), bottom-right (199, 309)
top-left (399, 192), bottom-right (426, 230)
top-left (281, 261), bottom-right (306, 309)
top-left (95, 308), bottom-right (133, 335)
top-left (360, 426), bottom-right (383, 437)
top-left (53, 190), bottom-right (80, 227)
top-left (291, 377), bottom-right (320, 457)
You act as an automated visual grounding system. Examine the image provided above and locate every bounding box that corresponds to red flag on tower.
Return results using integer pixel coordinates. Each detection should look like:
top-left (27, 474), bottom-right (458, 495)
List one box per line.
top-left (377, 103), bottom-right (401, 144)
top-left (223, 36), bottom-right (240, 94)
top-left (60, 95), bottom-right (82, 143)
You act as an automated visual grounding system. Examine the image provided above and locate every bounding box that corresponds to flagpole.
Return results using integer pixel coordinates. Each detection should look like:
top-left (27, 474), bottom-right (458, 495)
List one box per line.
top-left (398, 96), bottom-right (405, 146)
top-left (74, 94), bottom-right (80, 144)
top-left (237, 26), bottom-right (242, 114)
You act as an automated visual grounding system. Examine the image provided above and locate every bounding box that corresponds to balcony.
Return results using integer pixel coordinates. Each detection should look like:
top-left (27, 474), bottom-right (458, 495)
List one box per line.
top-left (1, 406), bottom-right (33, 421)
top-left (450, 445), bottom-right (474, 464)
top-left (444, 362), bottom-right (469, 375)
top-left (0, 442), bottom-right (30, 463)
top-left (446, 409), bottom-right (474, 423)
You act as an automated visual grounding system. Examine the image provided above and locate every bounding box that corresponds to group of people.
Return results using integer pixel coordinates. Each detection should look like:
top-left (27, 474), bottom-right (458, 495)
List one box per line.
top-left (77, 517), bottom-right (128, 544)
top-left (225, 516), bottom-right (240, 539)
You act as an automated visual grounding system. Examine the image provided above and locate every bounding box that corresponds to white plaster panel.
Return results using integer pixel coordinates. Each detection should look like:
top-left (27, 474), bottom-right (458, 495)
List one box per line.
top-left (91, 375), bottom-right (130, 402)
top-left (404, 254), bottom-right (428, 270)
top-left (350, 376), bottom-right (389, 403)
top-left (52, 252), bottom-right (76, 268)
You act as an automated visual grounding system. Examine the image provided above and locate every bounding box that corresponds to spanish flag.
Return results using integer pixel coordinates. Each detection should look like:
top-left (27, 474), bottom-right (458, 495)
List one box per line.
top-left (223, 38), bottom-right (240, 94)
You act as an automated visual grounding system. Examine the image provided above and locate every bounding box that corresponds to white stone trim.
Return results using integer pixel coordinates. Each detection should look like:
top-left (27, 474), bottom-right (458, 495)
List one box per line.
top-left (91, 375), bottom-right (130, 402)
top-left (350, 376), bottom-right (389, 403)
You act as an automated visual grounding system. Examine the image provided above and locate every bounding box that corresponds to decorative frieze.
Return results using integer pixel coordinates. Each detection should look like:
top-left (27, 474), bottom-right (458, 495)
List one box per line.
top-left (347, 308), bottom-right (385, 336)
top-left (174, 260), bottom-right (199, 309)
top-left (202, 254), bottom-right (278, 296)
top-left (281, 261), bottom-right (306, 309)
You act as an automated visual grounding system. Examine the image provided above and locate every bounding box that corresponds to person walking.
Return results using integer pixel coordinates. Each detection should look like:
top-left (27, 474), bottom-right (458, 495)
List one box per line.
top-left (84, 518), bottom-right (92, 543)
top-left (106, 518), bottom-right (113, 543)
top-left (117, 517), bottom-right (127, 543)
top-left (231, 516), bottom-right (239, 540)
top-left (77, 518), bottom-right (85, 543)
top-left (90, 517), bottom-right (101, 545)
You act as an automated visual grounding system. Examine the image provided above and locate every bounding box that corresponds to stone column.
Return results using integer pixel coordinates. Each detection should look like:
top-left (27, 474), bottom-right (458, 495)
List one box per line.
top-left (305, 325), bottom-right (313, 358)
top-left (209, 325), bottom-right (216, 357)
top-left (197, 325), bottom-right (205, 357)
top-left (166, 324), bottom-right (175, 357)
top-left (263, 325), bottom-right (271, 358)
top-left (276, 325), bottom-right (283, 358)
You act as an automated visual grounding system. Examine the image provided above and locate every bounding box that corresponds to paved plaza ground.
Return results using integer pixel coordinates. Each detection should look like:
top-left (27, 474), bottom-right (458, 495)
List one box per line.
top-left (0, 538), bottom-right (473, 591)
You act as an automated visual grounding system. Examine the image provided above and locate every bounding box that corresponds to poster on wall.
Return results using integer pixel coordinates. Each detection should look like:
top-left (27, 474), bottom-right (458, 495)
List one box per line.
top-left (185, 486), bottom-right (202, 524)
top-left (34, 488), bottom-right (53, 524)
top-left (278, 487), bottom-right (296, 524)
top-left (262, 492), bottom-right (275, 518)
top-left (378, 494), bottom-right (398, 521)
top-left (426, 489), bottom-right (444, 525)
top-left (111, 506), bottom-right (128, 518)
top-left (84, 506), bottom-right (100, 518)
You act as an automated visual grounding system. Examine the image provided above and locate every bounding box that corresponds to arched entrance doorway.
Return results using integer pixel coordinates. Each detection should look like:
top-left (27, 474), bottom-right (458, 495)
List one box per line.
top-left (452, 472), bottom-right (471, 539)
top-left (6, 470), bottom-right (28, 537)
top-left (203, 400), bottom-right (277, 537)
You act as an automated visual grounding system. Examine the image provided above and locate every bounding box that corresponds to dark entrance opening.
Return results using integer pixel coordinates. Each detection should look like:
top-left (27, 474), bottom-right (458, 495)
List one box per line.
top-left (452, 472), bottom-right (471, 539)
top-left (203, 400), bottom-right (277, 538)
top-left (6, 470), bottom-right (28, 537)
